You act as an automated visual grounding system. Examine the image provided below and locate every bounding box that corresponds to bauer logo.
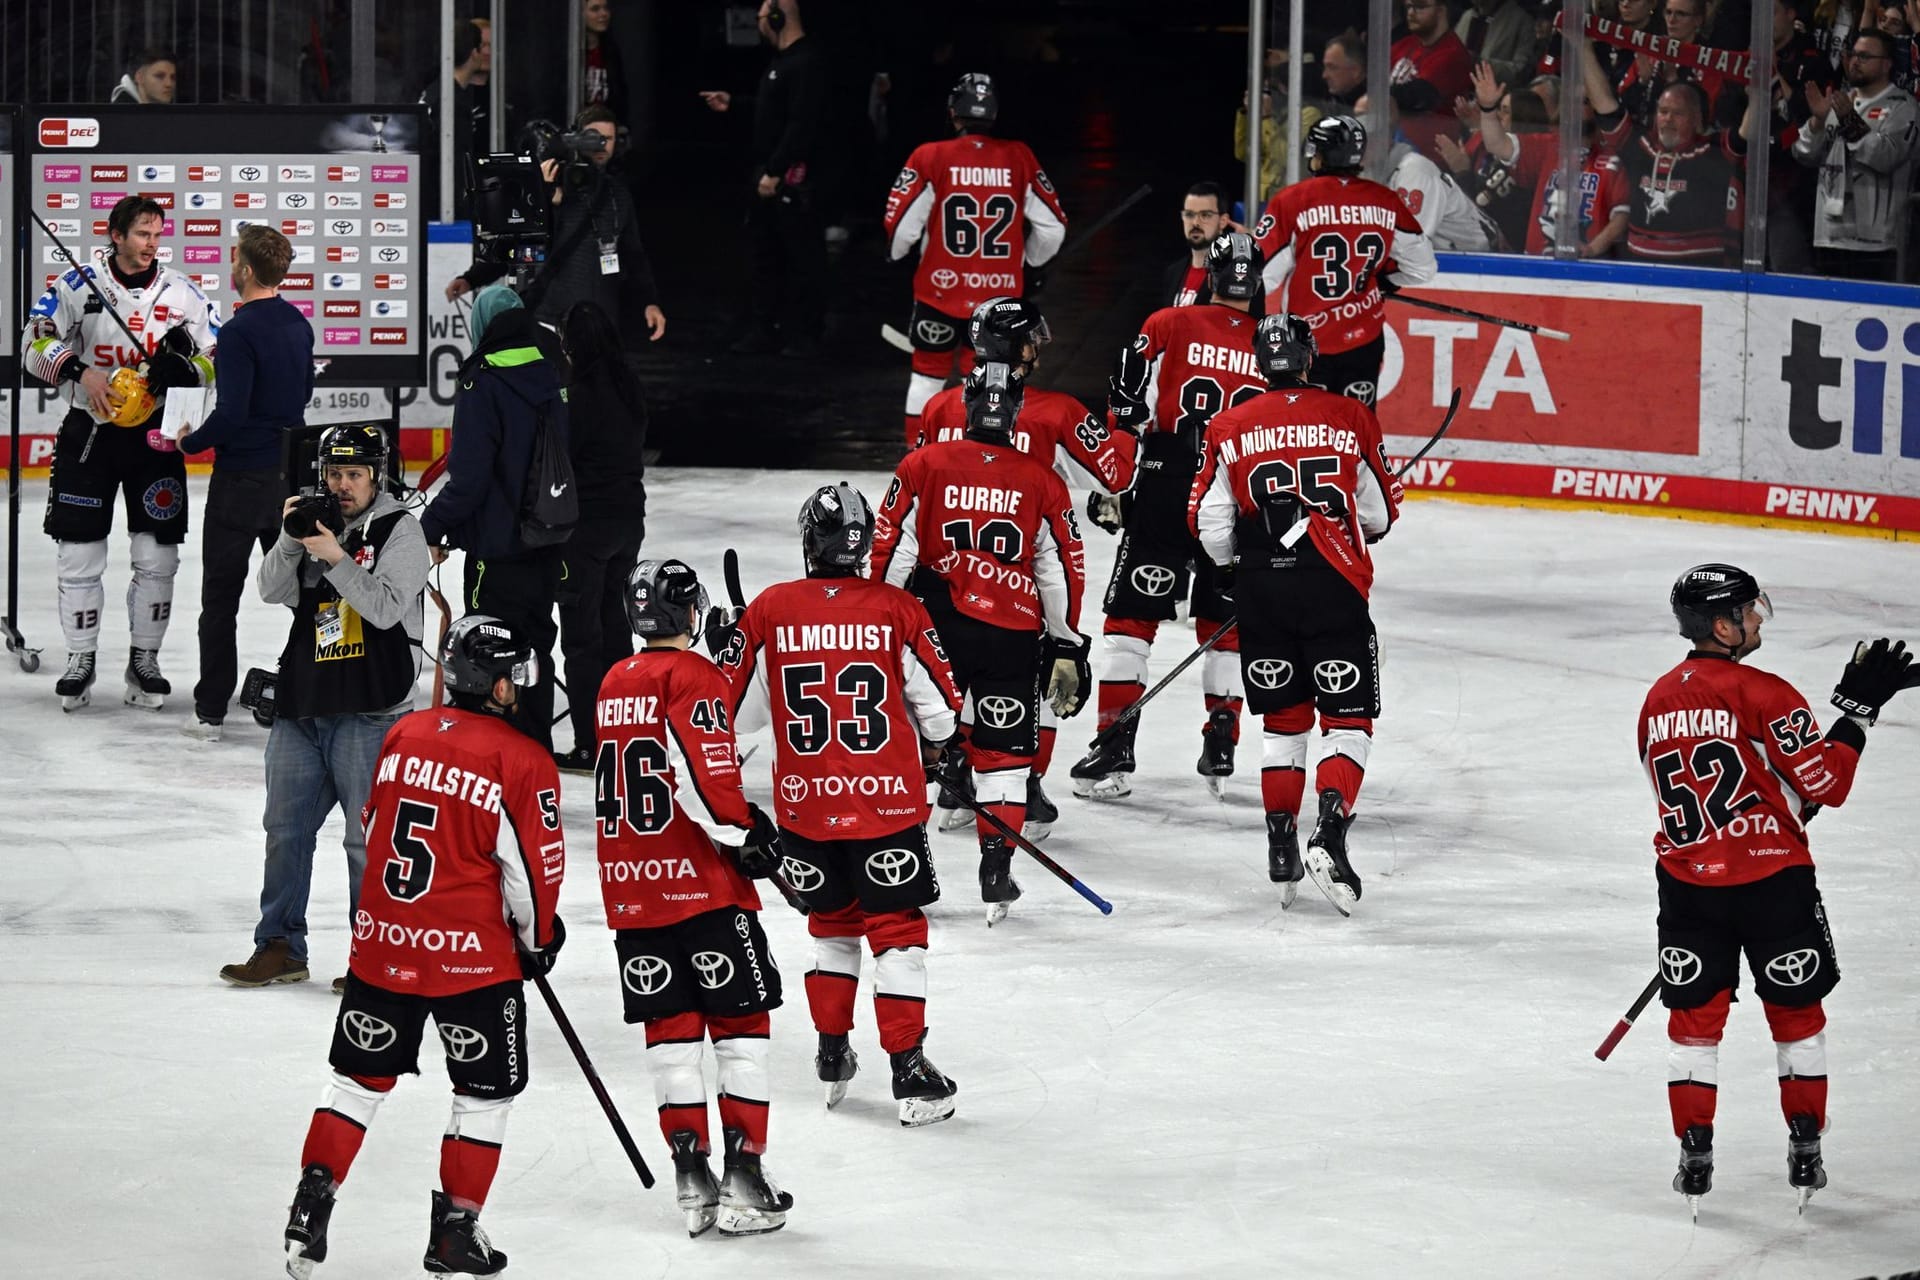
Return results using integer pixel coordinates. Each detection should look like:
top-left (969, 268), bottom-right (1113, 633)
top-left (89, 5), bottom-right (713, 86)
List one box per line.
top-left (41, 118), bottom-right (102, 147)
top-left (323, 328), bottom-right (362, 345)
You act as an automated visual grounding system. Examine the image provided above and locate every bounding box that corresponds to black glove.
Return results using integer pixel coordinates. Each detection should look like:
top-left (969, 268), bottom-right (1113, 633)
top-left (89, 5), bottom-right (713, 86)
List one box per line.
top-left (925, 736), bottom-right (969, 800)
top-left (703, 605), bottom-right (743, 661)
top-left (1831, 637), bottom-right (1913, 725)
top-left (517, 914), bottom-right (566, 979)
top-left (733, 802), bottom-right (783, 879)
top-left (1211, 560), bottom-right (1236, 605)
top-left (1044, 632), bottom-right (1093, 718)
top-left (141, 349), bottom-right (199, 392)
top-left (1023, 263), bottom-right (1048, 297)
top-left (1108, 340), bottom-right (1152, 428)
top-left (1087, 488), bottom-right (1131, 535)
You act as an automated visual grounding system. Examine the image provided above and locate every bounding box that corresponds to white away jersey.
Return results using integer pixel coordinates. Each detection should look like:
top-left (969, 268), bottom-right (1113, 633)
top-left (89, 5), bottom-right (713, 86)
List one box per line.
top-left (23, 254), bottom-right (221, 420)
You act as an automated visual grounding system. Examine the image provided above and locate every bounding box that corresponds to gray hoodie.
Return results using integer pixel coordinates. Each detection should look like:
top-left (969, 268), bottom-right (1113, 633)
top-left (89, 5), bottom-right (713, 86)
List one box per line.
top-left (1792, 82), bottom-right (1919, 253)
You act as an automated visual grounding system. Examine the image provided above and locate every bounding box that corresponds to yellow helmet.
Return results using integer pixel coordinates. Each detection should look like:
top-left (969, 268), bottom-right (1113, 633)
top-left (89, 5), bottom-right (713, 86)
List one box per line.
top-left (105, 366), bottom-right (157, 428)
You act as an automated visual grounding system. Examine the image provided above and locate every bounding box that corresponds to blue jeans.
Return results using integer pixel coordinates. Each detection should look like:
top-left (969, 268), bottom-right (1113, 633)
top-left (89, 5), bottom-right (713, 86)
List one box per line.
top-left (255, 711), bottom-right (402, 962)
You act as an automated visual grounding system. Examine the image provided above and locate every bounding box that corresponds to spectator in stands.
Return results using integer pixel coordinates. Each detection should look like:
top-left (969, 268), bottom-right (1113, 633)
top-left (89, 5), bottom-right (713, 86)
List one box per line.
top-left (1439, 85), bottom-right (1554, 250)
top-left (1876, 2), bottom-right (1920, 89)
top-left (111, 47), bottom-right (177, 104)
top-left (1594, 0), bottom-right (1667, 93)
top-left (1457, 0), bottom-right (1539, 90)
top-left (1391, 1), bottom-right (1476, 159)
top-left (1468, 53), bottom-right (1633, 257)
top-left (1360, 92), bottom-right (1497, 251)
top-left (1794, 26), bottom-right (1920, 278)
top-left (1620, 0), bottom-right (1738, 130)
top-left (1237, 79), bottom-right (1320, 205)
top-left (1597, 74), bottom-right (1757, 267)
top-left (1812, 0), bottom-right (1865, 72)
top-left (1763, 0), bottom-right (1842, 271)
top-left (421, 17), bottom-right (491, 219)
top-left (1322, 33), bottom-right (1368, 110)
top-left (583, 0), bottom-right (629, 121)
top-left (1163, 181), bottom-right (1234, 307)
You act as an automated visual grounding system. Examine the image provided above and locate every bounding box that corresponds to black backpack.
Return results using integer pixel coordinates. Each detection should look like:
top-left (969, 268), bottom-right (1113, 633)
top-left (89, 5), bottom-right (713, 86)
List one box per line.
top-left (516, 390), bottom-right (578, 548)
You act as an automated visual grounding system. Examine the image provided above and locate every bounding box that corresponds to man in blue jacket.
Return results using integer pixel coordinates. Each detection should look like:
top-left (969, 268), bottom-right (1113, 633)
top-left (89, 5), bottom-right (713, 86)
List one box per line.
top-left (421, 285), bottom-right (570, 749)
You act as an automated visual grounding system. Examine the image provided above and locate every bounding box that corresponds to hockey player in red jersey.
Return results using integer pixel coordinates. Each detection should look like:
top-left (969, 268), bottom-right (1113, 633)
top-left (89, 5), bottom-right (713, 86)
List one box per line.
top-left (1071, 232), bottom-right (1268, 803)
top-left (915, 296), bottom-right (1135, 839)
top-left (1253, 114), bottom-right (1437, 404)
top-left (1191, 315), bottom-right (1400, 915)
top-left (283, 615), bottom-right (565, 1280)
top-left (872, 364), bottom-right (1090, 922)
top-left (595, 558), bottom-right (792, 1237)
top-left (1638, 565), bottom-right (1911, 1215)
top-left (715, 483), bottom-right (966, 1123)
top-left (884, 72), bottom-right (1067, 441)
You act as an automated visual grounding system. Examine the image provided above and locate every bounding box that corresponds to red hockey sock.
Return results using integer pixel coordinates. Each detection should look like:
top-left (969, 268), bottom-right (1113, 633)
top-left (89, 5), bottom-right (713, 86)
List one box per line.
top-left (1204, 693), bottom-right (1244, 741)
top-left (1765, 1001), bottom-right (1829, 1128)
top-left (300, 1073), bottom-right (393, 1183)
top-left (868, 910), bottom-right (931, 1054)
top-left (647, 1011), bottom-right (710, 1149)
top-left (710, 1013), bottom-right (772, 1153)
top-left (1034, 726), bottom-right (1057, 775)
top-left (1097, 681), bottom-right (1144, 732)
top-left (1315, 755), bottom-right (1364, 813)
top-left (439, 1094), bottom-right (511, 1211)
top-left (1668, 1081), bottom-right (1719, 1135)
top-left (1667, 991), bottom-right (1730, 1136)
top-left (805, 906), bottom-right (864, 1035)
top-left (1260, 767), bottom-right (1306, 816)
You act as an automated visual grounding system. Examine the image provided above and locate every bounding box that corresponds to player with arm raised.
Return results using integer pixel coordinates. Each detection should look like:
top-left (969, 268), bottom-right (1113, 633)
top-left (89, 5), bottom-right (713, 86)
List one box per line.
top-left (1071, 233), bottom-right (1268, 803)
top-left (716, 484), bottom-right (966, 1124)
top-left (884, 72), bottom-right (1067, 443)
top-left (23, 195), bottom-right (219, 710)
top-left (1190, 314), bottom-right (1401, 915)
top-left (1254, 115), bottom-right (1436, 404)
top-left (1638, 566), bottom-right (1910, 1216)
top-left (595, 559), bottom-right (793, 1238)
top-left (282, 616), bottom-right (564, 1279)
top-left (872, 368), bottom-right (1090, 923)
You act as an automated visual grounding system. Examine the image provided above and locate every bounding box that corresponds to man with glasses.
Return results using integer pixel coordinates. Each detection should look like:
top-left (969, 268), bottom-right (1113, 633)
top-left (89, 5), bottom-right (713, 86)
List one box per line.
top-left (1390, 0), bottom-right (1475, 160)
top-left (1162, 182), bottom-right (1238, 308)
top-left (1620, 0), bottom-right (1736, 131)
top-left (1321, 34), bottom-right (1368, 110)
top-left (1793, 27), bottom-right (1919, 279)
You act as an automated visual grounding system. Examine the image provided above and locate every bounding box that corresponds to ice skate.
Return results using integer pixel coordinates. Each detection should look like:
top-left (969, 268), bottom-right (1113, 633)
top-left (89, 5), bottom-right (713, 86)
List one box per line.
top-left (124, 647), bottom-right (170, 710)
top-left (1787, 1114), bottom-right (1827, 1214)
top-left (1673, 1124), bottom-right (1713, 1220)
top-left (669, 1129), bottom-right (720, 1238)
top-left (283, 1163), bottom-right (336, 1280)
top-left (1303, 789), bottom-right (1361, 916)
top-left (935, 759), bottom-right (975, 831)
top-left (1197, 706), bottom-right (1236, 799)
top-left (890, 1037), bottom-right (957, 1127)
top-left (980, 837), bottom-right (1022, 926)
top-left (816, 1032), bottom-right (858, 1109)
top-left (56, 651), bottom-right (96, 712)
top-left (1266, 813), bottom-right (1304, 908)
top-left (182, 714), bottom-right (223, 742)
top-left (716, 1128), bottom-right (792, 1236)
top-left (1023, 773), bottom-right (1058, 841)
top-left (1069, 717), bottom-right (1137, 801)
top-left (422, 1190), bottom-right (506, 1275)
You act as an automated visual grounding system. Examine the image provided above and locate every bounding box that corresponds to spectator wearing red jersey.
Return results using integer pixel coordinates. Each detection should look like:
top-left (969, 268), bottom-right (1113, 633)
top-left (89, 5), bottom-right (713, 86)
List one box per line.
top-left (1595, 59), bottom-right (1759, 266)
top-left (1389, 0), bottom-right (1476, 159)
top-left (1467, 54), bottom-right (1632, 257)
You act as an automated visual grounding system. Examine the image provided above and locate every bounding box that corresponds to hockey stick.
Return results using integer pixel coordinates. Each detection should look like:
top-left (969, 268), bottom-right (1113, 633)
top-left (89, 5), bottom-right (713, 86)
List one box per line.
top-left (1280, 386), bottom-right (1463, 550)
top-left (530, 970), bottom-right (657, 1188)
top-left (428, 570), bottom-right (452, 708)
top-left (1389, 292), bottom-right (1571, 342)
top-left (881, 183), bottom-right (1154, 352)
top-left (723, 547), bottom-right (747, 611)
top-left (1595, 972), bottom-right (1662, 1061)
top-left (1085, 619), bottom-right (1238, 752)
top-left (935, 777), bottom-right (1114, 915)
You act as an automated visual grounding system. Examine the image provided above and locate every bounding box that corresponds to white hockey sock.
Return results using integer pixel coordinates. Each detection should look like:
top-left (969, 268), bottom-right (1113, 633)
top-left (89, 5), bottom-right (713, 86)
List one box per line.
top-left (906, 372), bottom-right (945, 417)
top-left (1202, 648), bottom-right (1243, 700)
top-left (55, 540), bottom-right (108, 653)
top-left (1667, 1040), bottom-right (1719, 1089)
top-left (126, 532), bottom-right (179, 650)
top-left (712, 1032), bottom-right (771, 1109)
top-left (1101, 634), bottom-right (1151, 686)
top-left (445, 1093), bottom-right (512, 1146)
top-left (1776, 1031), bottom-right (1826, 1080)
top-left (647, 1037), bottom-right (708, 1116)
top-left (1320, 725), bottom-right (1374, 772)
top-left (316, 1070), bottom-right (390, 1129)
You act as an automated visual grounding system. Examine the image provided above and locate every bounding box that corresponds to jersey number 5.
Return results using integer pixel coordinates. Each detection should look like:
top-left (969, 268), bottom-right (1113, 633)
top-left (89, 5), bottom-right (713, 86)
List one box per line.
top-left (383, 799), bottom-right (439, 903)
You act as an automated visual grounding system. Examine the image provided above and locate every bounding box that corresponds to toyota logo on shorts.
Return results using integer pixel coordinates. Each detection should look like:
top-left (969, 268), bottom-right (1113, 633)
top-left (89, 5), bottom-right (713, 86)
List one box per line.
top-left (977, 695), bottom-right (1026, 729)
top-left (1314, 660), bottom-right (1361, 694)
top-left (1344, 380), bottom-right (1377, 406)
top-left (781, 855), bottom-right (825, 892)
top-left (1765, 949), bottom-right (1821, 987)
top-left (1132, 565), bottom-right (1176, 597)
top-left (1659, 946), bottom-right (1702, 987)
top-left (915, 317), bottom-right (955, 345)
top-left (622, 954), bottom-right (671, 996)
top-left (780, 775), bottom-right (808, 805)
top-left (342, 1010), bottom-right (397, 1053)
top-left (438, 1023), bottom-right (489, 1063)
top-left (692, 951), bottom-right (735, 990)
top-left (866, 847), bottom-right (920, 886)
top-left (353, 909), bottom-right (374, 940)
top-left (1247, 658), bottom-right (1292, 690)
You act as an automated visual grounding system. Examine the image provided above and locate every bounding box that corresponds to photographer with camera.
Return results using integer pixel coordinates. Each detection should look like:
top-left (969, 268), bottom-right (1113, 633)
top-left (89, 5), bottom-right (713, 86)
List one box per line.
top-left (177, 225), bottom-right (315, 741)
top-left (219, 424), bottom-right (430, 991)
top-left (445, 106), bottom-right (665, 347)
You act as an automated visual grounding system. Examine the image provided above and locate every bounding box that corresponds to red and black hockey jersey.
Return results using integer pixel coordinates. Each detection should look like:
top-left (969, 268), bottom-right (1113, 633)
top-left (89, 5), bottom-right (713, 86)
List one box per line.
top-left (1254, 175), bottom-right (1437, 354)
top-left (915, 383), bottom-right (1137, 495)
top-left (1128, 302), bottom-right (1273, 448)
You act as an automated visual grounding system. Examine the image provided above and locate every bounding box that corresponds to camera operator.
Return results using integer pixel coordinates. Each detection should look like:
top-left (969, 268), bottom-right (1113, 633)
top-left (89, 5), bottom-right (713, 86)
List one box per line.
top-left (220, 424), bottom-right (430, 991)
top-left (176, 225), bottom-right (315, 740)
top-left (445, 106), bottom-right (666, 347)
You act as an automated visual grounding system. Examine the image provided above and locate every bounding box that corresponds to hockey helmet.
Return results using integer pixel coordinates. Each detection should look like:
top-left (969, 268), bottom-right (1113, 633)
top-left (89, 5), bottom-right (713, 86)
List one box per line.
top-left (627, 558), bottom-right (709, 639)
top-left (317, 422), bottom-right (390, 487)
top-left (1206, 232), bottom-right (1264, 302)
top-left (1670, 563), bottom-right (1771, 642)
top-left (105, 366), bottom-right (157, 428)
top-left (963, 361), bottom-right (1025, 444)
top-left (949, 72), bottom-right (999, 128)
top-left (968, 296), bottom-right (1050, 376)
top-left (1253, 313), bottom-right (1317, 384)
top-left (800, 482), bottom-right (875, 577)
top-left (1306, 114), bottom-right (1368, 173)
top-left (442, 614), bottom-right (539, 702)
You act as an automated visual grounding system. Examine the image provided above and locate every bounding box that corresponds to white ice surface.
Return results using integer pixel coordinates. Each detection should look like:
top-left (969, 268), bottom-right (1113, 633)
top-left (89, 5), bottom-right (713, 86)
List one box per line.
top-left (3, 470), bottom-right (1917, 1280)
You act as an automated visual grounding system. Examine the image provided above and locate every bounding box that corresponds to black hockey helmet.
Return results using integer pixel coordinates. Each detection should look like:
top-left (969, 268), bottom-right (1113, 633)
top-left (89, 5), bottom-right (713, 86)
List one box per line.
top-left (800, 482), bottom-right (874, 577)
top-left (1306, 114), bottom-right (1368, 173)
top-left (968, 296), bottom-right (1050, 377)
top-left (1254, 313), bottom-right (1316, 384)
top-left (949, 72), bottom-right (999, 128)
top-left (1206, 231), bottom-right (1264, 302)
top-left (963, 361), bottom-right (1025, 444)
top-left (441, 614), bottom-right (539, 707)
top-left (1670, 563), bottom-right (1771, 643)
top-left (317, 422), bottom-right (389, 484)
top-left (627, 558), bottom-right (709, 639)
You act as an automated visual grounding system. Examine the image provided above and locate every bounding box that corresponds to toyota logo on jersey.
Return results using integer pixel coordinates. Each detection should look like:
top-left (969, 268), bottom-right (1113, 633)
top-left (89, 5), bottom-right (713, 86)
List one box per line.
top-left (438, 1023), bottom-right (489, 1063)
top-left (977, 695), bottom-right (1026, 729)
top-left (780, 775), bottom-right (808, 805)
top-left (1246, 658), bottom-right (1292, 690)
top-left (1132, 565), bottom-right (1176, 597)
top-left (623, 954), bottom-right (671, 995)
top-left (1314, 660), bottom-right (1361, 694)
top-left (1660, 946), bottom-right (1702, 987)
top-left (1765, 949), bottom-right (1821, 987)
top-left (865, 848), bottom-right (920, 887)
top-left (342, 1010), bottom-right (397, 1053)
top-left (353, 909), bottom-right (374, 940)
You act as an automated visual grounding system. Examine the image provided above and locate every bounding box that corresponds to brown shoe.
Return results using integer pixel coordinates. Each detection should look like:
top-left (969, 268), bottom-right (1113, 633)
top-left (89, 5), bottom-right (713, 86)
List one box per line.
top-left (219, 938), bottom-right (311, 987)
top-left (331, 975), bottom-right (347, 996)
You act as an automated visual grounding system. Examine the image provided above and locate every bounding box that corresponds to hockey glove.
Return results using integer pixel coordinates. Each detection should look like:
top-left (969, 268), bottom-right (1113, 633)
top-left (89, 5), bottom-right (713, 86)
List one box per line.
top-left (1045, 632), bottom-right (1094, 718)
top-left (925, 736), bottom-right (969, 801)
top-left (1023, 263), bottom-right (1048, 298)
top-left (1087, 489), bottom-right (1131, 535)
top-left (1831, 637), bottom-right (1913, 725)
top-left (517, 914), bottom-right (566, 979)
top-left (1108, 340), bottom-right (1153, 428)
top-left (1211, 560), bottom-right (1236, 605)
top-left (703, 605), bottom-right (744, 661)
top-left (733, 803), bottom-right (784, 879)
top-left (141, 349), bottom-right (199, 393)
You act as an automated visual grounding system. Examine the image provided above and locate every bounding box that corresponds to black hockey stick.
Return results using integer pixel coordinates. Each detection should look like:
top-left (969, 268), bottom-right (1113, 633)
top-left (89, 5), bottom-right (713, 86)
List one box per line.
top-left (529, 970), bottom-right (656, 1187)
top-left (1595, 972), bottom-right (1662, 1061)
top-left (1389, 292), bottom-right (1571, 342)
top-left (934, 778), bottom-right (1114, 915)
top-left (1085, 619), bottom-right (1238, 752)
top-left (1280, 386), bottom-right (1462, 550)
top-left (723, 547), bottom-right (747, 611)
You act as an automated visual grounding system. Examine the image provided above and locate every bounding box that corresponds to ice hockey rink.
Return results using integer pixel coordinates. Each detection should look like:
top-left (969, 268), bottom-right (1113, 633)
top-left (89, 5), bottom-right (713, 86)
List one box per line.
top-left (2, 468), bottom-right (1916, 1280)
